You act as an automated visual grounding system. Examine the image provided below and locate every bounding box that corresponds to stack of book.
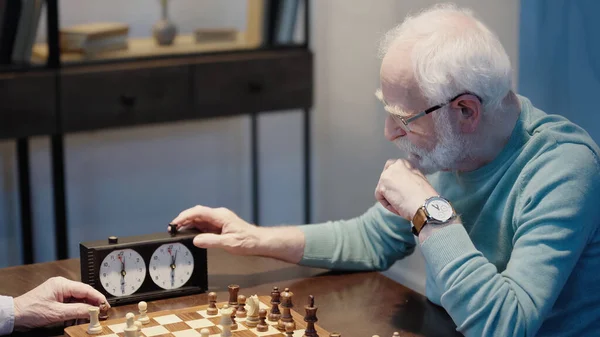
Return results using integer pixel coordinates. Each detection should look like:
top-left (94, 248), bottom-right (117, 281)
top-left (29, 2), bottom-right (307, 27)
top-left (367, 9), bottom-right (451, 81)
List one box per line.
top-left (59, 22), bottom-right (129, 56)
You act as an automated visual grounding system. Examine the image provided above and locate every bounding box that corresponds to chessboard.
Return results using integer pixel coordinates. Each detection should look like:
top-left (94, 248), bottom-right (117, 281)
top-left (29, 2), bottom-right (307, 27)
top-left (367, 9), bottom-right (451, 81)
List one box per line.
top-left (64, 295), bottom-right (331, 337)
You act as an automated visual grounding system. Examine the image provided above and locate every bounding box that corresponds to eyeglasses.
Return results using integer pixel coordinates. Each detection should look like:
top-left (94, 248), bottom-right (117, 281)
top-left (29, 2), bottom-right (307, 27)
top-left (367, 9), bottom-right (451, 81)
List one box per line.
top-left (375, 89), bottom-right (483, 133)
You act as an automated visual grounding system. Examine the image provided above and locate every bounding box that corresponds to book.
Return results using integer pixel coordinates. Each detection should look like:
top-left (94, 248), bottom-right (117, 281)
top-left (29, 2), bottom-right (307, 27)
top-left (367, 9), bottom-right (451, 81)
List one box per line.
top-left (60, 22), bottom-right (129, 53)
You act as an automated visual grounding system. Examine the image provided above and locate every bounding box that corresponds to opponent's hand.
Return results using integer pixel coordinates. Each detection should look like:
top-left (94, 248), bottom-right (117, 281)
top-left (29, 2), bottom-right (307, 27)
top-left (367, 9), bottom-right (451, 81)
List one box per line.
top-left (170, 205), bottom-right (262, 256)
top-left (13, 276), bottom-right (109, 330)
top-left (375, 159), bottom-right (439, 220)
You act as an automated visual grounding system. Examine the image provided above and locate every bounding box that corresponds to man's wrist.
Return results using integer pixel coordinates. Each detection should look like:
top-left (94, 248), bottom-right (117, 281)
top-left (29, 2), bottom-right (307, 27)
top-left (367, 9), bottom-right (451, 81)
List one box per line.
top-left (418, 216), bottom-right (461, 244)
top-left (0, 296), bottom-right (15, 335)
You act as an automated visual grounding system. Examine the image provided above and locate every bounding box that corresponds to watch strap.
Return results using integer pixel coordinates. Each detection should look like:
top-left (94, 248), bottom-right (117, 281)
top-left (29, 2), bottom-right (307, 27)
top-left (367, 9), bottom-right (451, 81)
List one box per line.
top-left (411, 206), bottom-right (428, 236)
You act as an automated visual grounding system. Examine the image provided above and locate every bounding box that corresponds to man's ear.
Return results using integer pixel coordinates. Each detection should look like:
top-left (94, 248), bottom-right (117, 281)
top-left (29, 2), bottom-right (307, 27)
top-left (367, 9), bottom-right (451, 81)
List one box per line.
top-left (450, 94), bottom-right (481, 133)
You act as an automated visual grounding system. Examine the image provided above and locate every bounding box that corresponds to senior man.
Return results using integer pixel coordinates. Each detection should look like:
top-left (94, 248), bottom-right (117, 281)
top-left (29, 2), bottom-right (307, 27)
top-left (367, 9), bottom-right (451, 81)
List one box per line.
top-left (171, 3), bottom-right (600, 336)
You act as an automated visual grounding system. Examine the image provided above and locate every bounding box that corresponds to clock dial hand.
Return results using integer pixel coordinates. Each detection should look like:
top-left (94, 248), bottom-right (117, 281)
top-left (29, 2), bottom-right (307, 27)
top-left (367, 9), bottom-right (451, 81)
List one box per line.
top-left (118, 255), bottom-right (126, 294)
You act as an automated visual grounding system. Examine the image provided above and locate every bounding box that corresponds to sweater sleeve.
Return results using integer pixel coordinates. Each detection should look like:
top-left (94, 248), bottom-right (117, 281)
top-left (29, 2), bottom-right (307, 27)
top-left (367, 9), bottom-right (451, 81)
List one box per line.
top-left (0, 296), bottom-right (15, 336)
top-left (298, 202), bottom-right (416, 270)
top-left (419, 144), bottom-right (600, 337)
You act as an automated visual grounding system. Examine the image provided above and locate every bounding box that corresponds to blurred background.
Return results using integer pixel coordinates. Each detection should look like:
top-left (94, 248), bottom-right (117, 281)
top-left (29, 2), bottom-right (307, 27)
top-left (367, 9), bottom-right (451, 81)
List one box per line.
top-left (0, 0), bottom-right (598, 296)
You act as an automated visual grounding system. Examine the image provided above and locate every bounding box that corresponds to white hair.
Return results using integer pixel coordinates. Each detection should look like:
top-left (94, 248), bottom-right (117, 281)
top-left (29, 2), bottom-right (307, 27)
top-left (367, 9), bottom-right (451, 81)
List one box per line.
top-left (378, 3), bottom-right (512, 115)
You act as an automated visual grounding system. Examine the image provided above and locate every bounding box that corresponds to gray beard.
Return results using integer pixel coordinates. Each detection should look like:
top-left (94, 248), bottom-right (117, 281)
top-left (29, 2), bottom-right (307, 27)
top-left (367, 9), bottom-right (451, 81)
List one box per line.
top-left (393, 128), bottom-right (471, 175)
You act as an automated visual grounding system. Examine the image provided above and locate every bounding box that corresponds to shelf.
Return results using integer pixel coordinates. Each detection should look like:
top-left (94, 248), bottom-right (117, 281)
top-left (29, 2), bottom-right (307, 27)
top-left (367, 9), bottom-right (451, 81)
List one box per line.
top-left (31, 32), bottom-right (264, 65)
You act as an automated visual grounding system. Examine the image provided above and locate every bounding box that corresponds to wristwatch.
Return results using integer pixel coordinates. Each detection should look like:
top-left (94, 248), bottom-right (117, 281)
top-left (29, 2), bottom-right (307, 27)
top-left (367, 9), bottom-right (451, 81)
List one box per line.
top-left (411, 196), bottom-right (456, 236)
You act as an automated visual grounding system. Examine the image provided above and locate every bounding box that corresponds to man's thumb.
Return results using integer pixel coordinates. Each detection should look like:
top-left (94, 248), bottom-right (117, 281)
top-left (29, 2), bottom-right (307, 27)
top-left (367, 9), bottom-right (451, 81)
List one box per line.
top-left (193, 233), bottom-right (225, 248)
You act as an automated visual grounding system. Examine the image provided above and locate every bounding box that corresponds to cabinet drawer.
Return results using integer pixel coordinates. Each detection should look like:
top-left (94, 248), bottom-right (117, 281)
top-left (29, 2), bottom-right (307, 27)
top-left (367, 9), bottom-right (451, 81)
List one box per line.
top-left (0, 72), bottom-right (56, 139)
top-left (193, 51), bottom-right (312, 117)
top-left (61, 65), bottom-right (191, 132)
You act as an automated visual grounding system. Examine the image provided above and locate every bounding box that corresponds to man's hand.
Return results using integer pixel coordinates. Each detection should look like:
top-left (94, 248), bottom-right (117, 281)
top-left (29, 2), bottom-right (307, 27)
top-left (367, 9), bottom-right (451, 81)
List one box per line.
top-left (170, 205), bottom-right (305, 263)
top-left (375, 159), bottom-right (439, 220)
top-left (13, 276), bottom-right (109, 331)
top-left (170, 206), bottom-right (262, 255)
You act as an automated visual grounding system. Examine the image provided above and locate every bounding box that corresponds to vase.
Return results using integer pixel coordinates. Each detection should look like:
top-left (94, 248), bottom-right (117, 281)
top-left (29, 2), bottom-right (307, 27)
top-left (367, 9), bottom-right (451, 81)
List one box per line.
top-left (153, 0), bottom-right (177, 46)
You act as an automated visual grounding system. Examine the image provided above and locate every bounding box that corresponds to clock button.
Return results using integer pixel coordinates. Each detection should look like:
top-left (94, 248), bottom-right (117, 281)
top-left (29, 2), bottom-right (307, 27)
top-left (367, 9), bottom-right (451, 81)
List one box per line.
top-left (108, 236), bottom-right (118, 244)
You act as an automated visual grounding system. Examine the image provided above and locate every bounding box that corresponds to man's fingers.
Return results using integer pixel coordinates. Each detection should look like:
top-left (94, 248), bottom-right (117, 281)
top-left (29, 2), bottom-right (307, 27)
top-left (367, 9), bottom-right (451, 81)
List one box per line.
top-left (56, 302), bottom-right (96, 321)
top-left (171, 205), bottom-right (227, 228)
top-left (57, 278), bottom-right (108, 306)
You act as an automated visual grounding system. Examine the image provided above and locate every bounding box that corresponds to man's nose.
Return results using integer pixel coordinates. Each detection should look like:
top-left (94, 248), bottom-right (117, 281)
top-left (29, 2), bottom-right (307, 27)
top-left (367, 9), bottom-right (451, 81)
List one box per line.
top-left (384, 115), bottom-right (407, 141)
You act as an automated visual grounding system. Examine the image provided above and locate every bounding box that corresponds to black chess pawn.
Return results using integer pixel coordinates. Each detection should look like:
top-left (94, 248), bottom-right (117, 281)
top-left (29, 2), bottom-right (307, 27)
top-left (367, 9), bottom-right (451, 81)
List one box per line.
top-left (207, 292), bottom-right (218, 315)
top-left (230, 306), bottom-right (238, 330)
top-left (269, 286), bottom-right (281, 322)
top-left (236, 295), bottom-right (247, 318)
top-left (99, 302), bottom-right (109, 321)
top-left (304, 295), bottom-right (318, 337)
top-left (257, 309), bottom-right (269, 332)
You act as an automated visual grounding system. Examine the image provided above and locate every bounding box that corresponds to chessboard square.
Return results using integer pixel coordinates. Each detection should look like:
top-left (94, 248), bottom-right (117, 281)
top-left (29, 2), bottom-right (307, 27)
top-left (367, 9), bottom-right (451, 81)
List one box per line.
top-left (142, 325), bottom-right (170, 336)
top-left (217, 323), bottom-right (248, 331)
top-left (233, 331), bottom-right (269, 337)
top-left (172, 329), bottom-right (202, 337)
top-left (154, 314), bottom-right (183, 325)
top-left (195, 326), bottom-right (221, 335)
top-left (249, 325), bottom-right (283, 337)
top-left (207, 317), bottom-right (221, 325)
top-left (144, 318), bottom-right (162, 327)
top-left (185, 318), bottom-right (215, 329)
top-left (177, 312), bottom-right (204, 321)
top-left (99, 334), bottom-right (119, 337)
top-left (197, 310), bottom-right (218, 318)
top-left (108, 322), bottom-right (127, 333)
top-left (164, 322), bottom-right (192, 332)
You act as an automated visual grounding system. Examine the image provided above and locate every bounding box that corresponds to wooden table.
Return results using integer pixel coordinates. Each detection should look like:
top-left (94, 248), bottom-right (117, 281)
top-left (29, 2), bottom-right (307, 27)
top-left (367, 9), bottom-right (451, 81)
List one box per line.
top-left (0, 249), bottom-right (460, 337)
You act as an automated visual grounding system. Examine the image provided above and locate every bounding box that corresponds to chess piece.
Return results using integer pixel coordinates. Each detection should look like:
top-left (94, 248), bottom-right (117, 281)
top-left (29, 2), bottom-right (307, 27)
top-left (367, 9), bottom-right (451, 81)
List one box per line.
top-left (329, 334), bottom-right (341, 337)
top-left (269, 286), bottom-right (281, 322)
top-left (99, 302), bottom-right (109, 321)
top-left (220, 305), bottom-right (234, 337)
top-left (230, 304), bottom-right (238, 330)
top-left (285, 322), bottom-right (295, 337)
top-left (138, 301), bottom-right (150, 324)
top-left (392, 333), bottom-right (400, 337)
top-left (123, 313), bottom-right (138, 337)
top-left (236, 295), bottom-right (247, 318)
top-left (200, 328), bottom-right (210, 337)
top-left (245, 295), bottom-right (260, 327)
top-left (228, 284), bottom-right (240, 307)
top-left (169, 223), bottom-right (177, 236)
top-left (303, 295), bottom-right (318, 337)
top-left (134, 321), bottom-right (143, 337)
top-left (277, 288), bottom-right (295, 331)
top-left (257, 308), bottom-right (269, 332)
top-left (207, 292), bottom-right (218, 315)
top-left (87, 307), bottom-right (102, 334)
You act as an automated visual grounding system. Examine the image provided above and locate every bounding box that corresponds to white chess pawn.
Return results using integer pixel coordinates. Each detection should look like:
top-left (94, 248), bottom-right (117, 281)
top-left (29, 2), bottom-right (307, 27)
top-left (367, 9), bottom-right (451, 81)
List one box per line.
top-left (124, 313), bottom-right (138, 337)
top-left (87, 307), bottom-right (102, 334)
top-left (134, 321), bottom-right (143, 337)
top-left (138, 301), bottom-right (150, 324)
top-left (200, 328), bottom-right (210, 337)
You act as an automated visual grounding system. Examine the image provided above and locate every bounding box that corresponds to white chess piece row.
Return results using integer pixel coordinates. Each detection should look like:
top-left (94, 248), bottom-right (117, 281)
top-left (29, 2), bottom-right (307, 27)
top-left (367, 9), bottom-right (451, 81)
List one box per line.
top-left (87, 301), bottom-right (150, 335)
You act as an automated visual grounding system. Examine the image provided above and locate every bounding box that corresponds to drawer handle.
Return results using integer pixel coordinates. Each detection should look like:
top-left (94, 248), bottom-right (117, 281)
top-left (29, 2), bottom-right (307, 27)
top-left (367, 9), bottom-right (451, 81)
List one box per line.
top-left (247, 82), bottom-right (263, 94)
top-left (119, 94), bottom-right (137, 107)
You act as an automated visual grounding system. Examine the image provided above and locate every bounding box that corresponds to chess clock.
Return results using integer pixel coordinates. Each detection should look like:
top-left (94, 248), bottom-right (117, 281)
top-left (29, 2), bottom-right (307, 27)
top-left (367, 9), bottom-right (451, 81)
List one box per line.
top-left (80, 226), bottom-right (208, 305)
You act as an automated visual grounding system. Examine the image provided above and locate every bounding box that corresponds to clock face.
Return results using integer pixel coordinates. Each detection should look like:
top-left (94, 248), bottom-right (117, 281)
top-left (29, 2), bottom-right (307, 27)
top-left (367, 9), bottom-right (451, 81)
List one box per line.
top-left (149, 243), bottom-right (194, 290)
top-left (99, 249), bottom-right (146, 297)
top-left (425, 197), bottom-right (454, 222)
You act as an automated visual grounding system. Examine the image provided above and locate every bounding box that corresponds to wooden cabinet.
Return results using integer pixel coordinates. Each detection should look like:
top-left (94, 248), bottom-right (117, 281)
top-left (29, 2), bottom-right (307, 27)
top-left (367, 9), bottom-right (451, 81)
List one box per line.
top-left (61, 64), bottom-right (192, 132)
top-left (0, 72), bottom-right (56, 139)
top-left (193, 50), bottom-right (313, 117)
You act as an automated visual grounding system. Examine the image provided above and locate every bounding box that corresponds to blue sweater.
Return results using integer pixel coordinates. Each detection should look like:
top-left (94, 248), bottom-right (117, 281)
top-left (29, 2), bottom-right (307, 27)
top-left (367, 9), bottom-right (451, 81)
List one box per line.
top-left (299, 96), bottom-right (600, 336)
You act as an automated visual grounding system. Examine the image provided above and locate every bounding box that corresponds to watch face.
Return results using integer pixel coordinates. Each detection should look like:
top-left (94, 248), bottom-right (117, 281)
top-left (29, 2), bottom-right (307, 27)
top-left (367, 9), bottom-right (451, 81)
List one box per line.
top-left (149, 243), bottom-right (194, 290)
top-left (425, 197), bottom-right (454, 222)
top-left (99, 249), bottom-right (146, 297)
